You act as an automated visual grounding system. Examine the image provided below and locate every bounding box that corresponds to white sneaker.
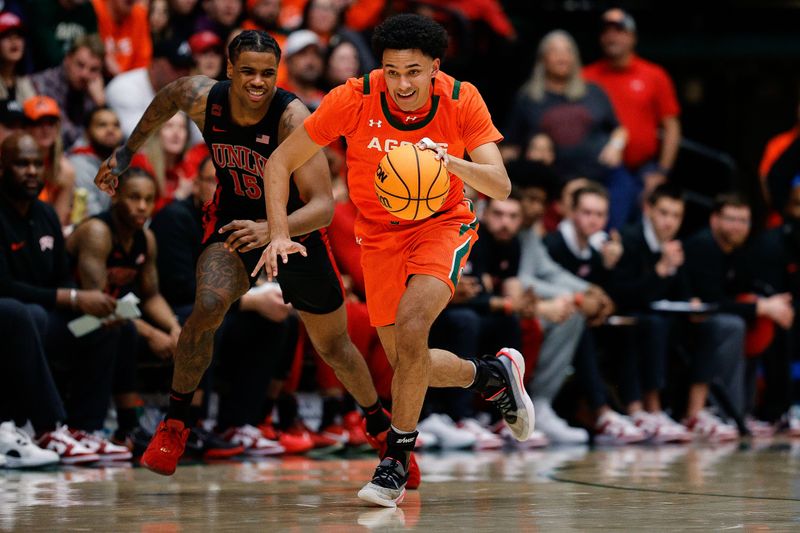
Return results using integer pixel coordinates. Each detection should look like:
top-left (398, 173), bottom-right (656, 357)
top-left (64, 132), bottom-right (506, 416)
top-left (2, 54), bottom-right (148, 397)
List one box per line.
top-left (745, 416), bottom-right (775, 438)
top-left (534, 401), bottom-right (589, 444)
top-left (0, 421), bottom-right (60, 468)
top-left (417, 414), bottom-right (476, 449)
top-left (35, 425), bottom-right (100, 464)
top-left (490, 420), bottom-right (549, 448)
top-left (68, 429), bottom-right (133, 461)
top-left (456, 419), bottom-right (504, 450)
top-left (223, 424), bottom-right (285, 456)
top-left (415, 430), bottom-right (438, 450)
top-left (683, 410), bottom-right (739, 442)
top-left (595, 410), bottom-right (647, 445)
top-left (631, 411), bottom-right (692, 444)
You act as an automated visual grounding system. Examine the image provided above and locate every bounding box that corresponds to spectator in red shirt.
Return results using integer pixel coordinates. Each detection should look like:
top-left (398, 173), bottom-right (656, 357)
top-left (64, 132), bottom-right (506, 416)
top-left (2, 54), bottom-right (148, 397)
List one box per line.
top-left (92, 0), bottom-right (153, 76)
top-left (583, 8), bottom-right (681, 203)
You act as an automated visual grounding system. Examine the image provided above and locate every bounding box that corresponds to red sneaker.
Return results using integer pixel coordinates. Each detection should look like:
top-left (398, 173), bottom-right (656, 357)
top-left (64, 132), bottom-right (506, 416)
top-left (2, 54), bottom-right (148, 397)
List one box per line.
top-left (140, 419), bottom-right (190, 475)
top-left (362, 411), bottom-right (421, 490)
top-left (343, 411), bottom-right (370, 448)
top-left (286, 422), bottom-right (344, 454)
top-left (259, 418), bottom-right (314, 455)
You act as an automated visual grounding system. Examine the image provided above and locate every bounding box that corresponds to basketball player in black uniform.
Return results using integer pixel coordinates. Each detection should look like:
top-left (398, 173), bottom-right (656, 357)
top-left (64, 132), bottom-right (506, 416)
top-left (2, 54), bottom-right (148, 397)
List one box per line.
top-left (94, 31), bottom-right (401, 479)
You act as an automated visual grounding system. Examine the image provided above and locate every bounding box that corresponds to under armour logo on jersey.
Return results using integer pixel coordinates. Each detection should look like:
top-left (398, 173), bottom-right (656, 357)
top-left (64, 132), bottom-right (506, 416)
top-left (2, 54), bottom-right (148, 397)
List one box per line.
top-left (256, 134), bottom-right (270, 144)
top-left (39, 235), bottom-right (54, 252)
top-left (404, 115), bottom-right (417, 122)
top-left (369, 119), bottom-right (382, 128)
top-left (211, 104), bottom-right (222, 117)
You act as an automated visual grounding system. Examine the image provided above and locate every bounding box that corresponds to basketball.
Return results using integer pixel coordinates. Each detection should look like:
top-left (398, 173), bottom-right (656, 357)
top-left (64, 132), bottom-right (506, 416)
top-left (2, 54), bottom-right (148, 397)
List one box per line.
top-left (374, 143), bottom-right (449, 220)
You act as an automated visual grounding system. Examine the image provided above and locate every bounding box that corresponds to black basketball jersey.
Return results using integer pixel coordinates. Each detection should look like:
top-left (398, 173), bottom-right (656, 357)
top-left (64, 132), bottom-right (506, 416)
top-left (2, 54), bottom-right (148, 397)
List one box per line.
top-left (202, 81), bottom-right (319, 245)
top-left (94, 210), bottom-right (148, 299)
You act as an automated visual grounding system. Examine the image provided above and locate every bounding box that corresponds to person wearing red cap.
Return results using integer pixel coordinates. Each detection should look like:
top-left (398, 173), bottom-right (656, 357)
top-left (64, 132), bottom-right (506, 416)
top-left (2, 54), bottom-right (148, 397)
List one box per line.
top-left (189, 31), bottom-right (224, 79)
top-left (0, 12), bottom-right (35, 105)
top-left (23, 96), bottom-right (76, 227)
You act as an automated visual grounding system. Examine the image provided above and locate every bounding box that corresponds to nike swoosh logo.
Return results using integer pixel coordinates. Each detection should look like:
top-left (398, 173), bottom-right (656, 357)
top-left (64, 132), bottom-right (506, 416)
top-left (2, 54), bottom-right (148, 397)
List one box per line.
top-left (212, 126), bottom-right (226, 132)
top-left (10, 241), bottom-right (25, 251)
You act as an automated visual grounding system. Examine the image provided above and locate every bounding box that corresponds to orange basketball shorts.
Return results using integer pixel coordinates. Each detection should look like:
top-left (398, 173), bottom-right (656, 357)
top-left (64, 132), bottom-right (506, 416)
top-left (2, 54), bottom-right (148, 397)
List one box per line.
top-left (355, 199), bottom-right (479, 327)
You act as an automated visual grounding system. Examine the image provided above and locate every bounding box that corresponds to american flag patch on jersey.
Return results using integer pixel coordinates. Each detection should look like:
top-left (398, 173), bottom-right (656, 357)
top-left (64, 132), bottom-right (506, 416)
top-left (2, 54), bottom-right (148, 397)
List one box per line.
top-left (256, 134), bottom-right (270, 144)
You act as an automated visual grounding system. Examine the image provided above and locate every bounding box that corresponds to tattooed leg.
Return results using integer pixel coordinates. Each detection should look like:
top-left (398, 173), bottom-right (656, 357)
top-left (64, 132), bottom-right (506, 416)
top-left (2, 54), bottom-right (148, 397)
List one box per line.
top-left (171, 243), bottom-right (250, 393)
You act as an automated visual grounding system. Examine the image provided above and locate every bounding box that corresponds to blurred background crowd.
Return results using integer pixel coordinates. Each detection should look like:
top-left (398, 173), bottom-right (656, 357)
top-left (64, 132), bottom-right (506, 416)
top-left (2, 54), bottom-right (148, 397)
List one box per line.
top-left (1, 0), bottom-right (799, 468)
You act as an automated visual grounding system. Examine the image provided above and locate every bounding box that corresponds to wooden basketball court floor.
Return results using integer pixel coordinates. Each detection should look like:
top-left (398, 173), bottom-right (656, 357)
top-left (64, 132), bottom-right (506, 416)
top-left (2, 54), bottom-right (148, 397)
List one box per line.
top-left (2, 439), bottom-right (800, 531)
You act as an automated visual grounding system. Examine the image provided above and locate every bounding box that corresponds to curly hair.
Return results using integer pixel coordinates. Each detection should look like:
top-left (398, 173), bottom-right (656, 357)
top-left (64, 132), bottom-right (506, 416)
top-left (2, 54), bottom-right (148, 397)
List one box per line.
top-left (228, 30), bottom-right (281, 65)
top-left (371, 14), bottom-right (448, 61)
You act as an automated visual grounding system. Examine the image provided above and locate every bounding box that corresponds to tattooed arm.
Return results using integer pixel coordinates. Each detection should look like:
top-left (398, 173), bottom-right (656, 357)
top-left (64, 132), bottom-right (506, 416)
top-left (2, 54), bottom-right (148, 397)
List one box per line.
top-left (94, 75), bottom-right (217, 195)
top-left (254, 101), bottom-right (329, 278)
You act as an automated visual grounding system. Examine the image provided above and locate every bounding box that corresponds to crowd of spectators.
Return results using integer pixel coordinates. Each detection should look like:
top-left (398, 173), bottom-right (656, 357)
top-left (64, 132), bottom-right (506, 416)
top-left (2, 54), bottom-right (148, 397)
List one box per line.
top-left (0, 1), bottom-right (798, 468)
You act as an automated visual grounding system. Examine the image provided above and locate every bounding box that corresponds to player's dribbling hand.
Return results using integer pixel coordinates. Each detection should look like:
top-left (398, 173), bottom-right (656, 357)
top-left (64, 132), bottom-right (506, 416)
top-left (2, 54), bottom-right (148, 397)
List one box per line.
top-left (417, 137), bottom-right (449, 166)
top-left (252, 236), bottom-right (307, 280)
top-left (94, 145), bottom-right (132, 196)
top-left (219, 219), bottom-right (269, 253)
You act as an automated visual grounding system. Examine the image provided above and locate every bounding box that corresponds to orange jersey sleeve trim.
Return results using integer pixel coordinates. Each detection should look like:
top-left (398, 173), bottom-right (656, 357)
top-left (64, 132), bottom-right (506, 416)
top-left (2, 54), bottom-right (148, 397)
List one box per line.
top-left (304, 76), bottom-right (366, 146)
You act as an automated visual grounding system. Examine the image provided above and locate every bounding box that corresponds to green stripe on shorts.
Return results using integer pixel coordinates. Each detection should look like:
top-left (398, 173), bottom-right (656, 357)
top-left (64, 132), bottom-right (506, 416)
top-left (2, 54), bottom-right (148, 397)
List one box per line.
top-left (449, 237), bottom-right (472, 286)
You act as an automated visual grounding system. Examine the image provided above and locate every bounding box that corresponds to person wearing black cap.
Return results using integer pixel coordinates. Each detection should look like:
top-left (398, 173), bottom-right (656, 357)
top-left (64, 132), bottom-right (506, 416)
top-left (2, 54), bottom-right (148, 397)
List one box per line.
top-left (584, 8), bottom-right (682, 215)
top-left (106, 37), bottom-right (196, 140)
top-left (0, 98), bottom-right (25, 144)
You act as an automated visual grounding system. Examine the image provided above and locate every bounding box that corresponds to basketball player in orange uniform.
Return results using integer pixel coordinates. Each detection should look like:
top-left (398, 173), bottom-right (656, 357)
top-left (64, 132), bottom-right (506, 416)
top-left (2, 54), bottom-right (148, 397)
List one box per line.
top-left (257, 14), bottom-right (535, 507)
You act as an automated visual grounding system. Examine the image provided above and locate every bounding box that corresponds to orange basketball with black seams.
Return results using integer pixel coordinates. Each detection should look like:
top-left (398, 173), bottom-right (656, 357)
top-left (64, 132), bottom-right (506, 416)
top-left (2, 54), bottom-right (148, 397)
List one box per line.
top-left (374, 143), bottom-right (450, 221)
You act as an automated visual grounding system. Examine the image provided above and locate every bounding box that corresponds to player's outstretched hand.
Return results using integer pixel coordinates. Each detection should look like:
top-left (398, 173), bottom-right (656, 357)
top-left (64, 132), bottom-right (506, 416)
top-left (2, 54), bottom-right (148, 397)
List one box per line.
top-left (219, 219), bottom-right (269, 253)
top-left (416, 137), bottom-right (450, 166)
top-left (94, 145), bottom-right (132, 196)
top-left (252, 236), bottom-right (307, 280)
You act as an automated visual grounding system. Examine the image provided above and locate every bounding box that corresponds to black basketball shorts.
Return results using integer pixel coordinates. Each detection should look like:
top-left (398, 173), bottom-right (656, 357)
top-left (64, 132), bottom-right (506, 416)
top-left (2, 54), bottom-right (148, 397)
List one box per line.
top-left (203, 223), bottom-right (344, 315)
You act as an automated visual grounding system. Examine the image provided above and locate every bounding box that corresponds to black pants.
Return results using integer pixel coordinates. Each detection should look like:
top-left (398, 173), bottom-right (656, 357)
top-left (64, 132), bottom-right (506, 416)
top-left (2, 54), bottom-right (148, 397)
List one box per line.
top-left (215, 308), bottom-right (292, 430)
top-left (41, 305), bottom-right (120, 431)
top-left (571, 329), bottom-right (608, 410)
top-left (0, 299), bottom-right (66, 432)
top-left (616, 314), bottom-right (671, 406)
top-left (426, 307), bottom-right (483, 421)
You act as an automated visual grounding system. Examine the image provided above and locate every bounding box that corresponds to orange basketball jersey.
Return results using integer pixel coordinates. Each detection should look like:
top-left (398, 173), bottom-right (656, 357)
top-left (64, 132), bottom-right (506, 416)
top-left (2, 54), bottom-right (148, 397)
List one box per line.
top-left (304, 69), bottom-right (503, 224)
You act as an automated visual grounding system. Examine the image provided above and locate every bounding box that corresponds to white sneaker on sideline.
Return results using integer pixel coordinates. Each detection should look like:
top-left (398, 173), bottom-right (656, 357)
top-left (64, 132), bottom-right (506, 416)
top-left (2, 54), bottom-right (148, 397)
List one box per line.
top-left (414, 430), bottom-right (438, 449)
top-left (631, 411), bottom-right (692, 444)
top-left (417, 414), bottom-right (476, 449)
top-left (0, 421), bottom-right (60, 468)
top-left (683, 410), bottom-right (739, 442)
top-left (457, 418), bottom-right (504, 450)
top-left (595, 410), bottom-right (647, 445)
top-left (492, 421), bottom-right (550, 448)
top-left (68, 429), bottom-right (133, 461)
top-left (534, 401), bottom-right (589, 444)
top-left (35, 425), bottom-right (99, 464)
top-left (222, 424), bottom-right (285, 455)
